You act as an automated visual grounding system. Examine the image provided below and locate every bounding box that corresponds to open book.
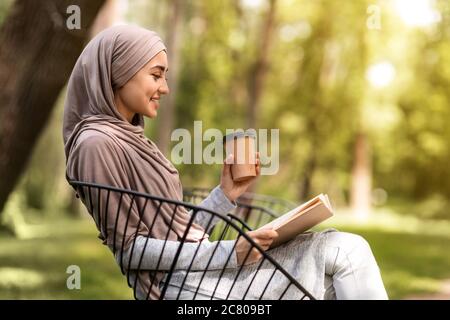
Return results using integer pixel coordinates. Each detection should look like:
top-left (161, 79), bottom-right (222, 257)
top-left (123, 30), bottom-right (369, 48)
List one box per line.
top-left (258, 194), bottom-right (334, 249)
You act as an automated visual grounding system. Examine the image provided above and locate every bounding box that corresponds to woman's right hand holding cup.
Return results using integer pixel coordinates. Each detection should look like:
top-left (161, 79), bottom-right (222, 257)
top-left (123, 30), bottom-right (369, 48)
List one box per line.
top-left (235, 228), bottom-right (279, 266)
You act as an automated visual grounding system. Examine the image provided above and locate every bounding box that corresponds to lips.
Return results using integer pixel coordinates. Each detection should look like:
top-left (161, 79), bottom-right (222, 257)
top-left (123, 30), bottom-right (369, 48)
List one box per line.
top-left (149, 98), bottom-right (159, 109)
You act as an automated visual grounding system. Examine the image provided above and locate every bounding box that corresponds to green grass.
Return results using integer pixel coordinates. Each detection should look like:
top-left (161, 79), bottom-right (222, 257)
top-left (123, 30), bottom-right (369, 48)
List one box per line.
top-left (0, 208), bottom-right (449, 299)
top-left (318, 208), bottom-right (450, 299)
top-left (0, 218), bottom-right (131, 299)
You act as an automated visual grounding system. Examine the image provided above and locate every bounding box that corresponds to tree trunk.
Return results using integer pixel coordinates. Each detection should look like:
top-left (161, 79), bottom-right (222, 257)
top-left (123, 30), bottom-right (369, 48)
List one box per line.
top-left (245, 0), bottom-right (277, 196)
top-left (247, 0), bottom-right (277, 130)
top-left (0, 0), bottom-right (106, 215)
top-left (298, 151), bottom-right (317, 201)
top-left (89, 0), bottom-right (119, 37)
top-left (350, 132), bottom-right (372, 220)
top-left (350, 6), bottom-right (371, 220)
top-left (156, 0), bottom-right (184, 156)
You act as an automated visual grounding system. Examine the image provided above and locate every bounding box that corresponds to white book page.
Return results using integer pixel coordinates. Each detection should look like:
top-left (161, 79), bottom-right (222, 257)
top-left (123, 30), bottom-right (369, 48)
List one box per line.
top-left (262, 206), bottom-right (297, 229)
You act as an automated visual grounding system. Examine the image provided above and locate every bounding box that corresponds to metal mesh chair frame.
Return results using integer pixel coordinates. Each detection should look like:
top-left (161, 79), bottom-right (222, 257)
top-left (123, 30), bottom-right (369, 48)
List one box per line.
top-left (183, 187), bottom-right (295, 231)
top-left (183, 187), bottom-right (296, 214)
top-left (68, 180), bottom-right (315, 300)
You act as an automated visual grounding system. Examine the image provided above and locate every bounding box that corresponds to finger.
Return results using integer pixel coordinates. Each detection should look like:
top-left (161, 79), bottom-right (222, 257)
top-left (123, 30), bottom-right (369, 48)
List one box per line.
top-left (222, 154), bottom-right (233, 175)
top-left (256, 229), bottom-right (278, 239)
top-left (254, 233), bottom-right (274, 241)
top-left (258, 237), bottom-right (274, 245)
top-left (254, 237), bottom-right (272, 247)
top-left (249, 237), bottom-right (263, 248)
top-left (225, 153), bottom-right (234, 165)
top-left (253, 152), bottom-right (259, 165)
top-left (257, 241), bottom-right (272, 249)
top-left (251, 249), bottom-right (263, 259)
top-left (249, 229), bottom-right (276, 240)
top-left (253, 231), bottom-right (272, 240)
top-left (255, 153), bottom-right (261, 173)
top-left (269, 230), bottom-right (279, 238)
top-left (258, 228), bottom-right (278, 236)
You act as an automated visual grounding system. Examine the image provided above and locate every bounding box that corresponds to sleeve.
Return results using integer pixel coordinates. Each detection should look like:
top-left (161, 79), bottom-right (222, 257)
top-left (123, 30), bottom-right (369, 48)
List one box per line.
top-left (118, 236), bottom-right (238, 271)
top-left (117, 186), bottom-right (240, 272)
top-left (190, 185), bottom-right (237, 233)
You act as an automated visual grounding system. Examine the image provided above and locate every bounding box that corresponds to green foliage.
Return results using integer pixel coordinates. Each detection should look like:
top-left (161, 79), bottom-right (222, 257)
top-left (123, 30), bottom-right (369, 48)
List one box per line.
top-left (0, 0), bottom-right (13, 26)
top-left (7, 0), bottom-right (449, 218)
top-left (3, 0), bottom-right (450, 298)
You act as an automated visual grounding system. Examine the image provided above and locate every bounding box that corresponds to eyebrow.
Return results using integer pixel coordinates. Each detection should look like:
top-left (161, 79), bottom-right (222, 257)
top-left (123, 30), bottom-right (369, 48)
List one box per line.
top-left (150, 65), bottom-right (169, 72)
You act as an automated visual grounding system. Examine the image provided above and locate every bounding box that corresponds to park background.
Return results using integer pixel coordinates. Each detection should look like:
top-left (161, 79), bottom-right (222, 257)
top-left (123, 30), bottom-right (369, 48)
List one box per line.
top-left (0, 0), bottom-right (449, 299)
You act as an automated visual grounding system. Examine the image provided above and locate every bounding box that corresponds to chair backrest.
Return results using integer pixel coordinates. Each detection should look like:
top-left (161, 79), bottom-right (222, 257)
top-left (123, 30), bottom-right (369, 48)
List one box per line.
top-left (68, 180), bottom-right (315, 300)
top-left (183, 187), bottom-right (296, 230)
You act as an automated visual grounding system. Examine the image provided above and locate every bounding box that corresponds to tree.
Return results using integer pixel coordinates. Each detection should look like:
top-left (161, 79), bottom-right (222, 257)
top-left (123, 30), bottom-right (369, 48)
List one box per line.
top-left (156, 0), bottom-right (185, 156)
top-left (247, 0), bottom-right (277, 129)
top-left (0, 0), bottom-right (107, 215)
top-left (350, 132), bottom-right (372, 219)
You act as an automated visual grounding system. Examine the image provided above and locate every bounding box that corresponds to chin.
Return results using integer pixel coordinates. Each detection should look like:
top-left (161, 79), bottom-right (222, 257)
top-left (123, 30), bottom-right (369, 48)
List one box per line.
top-left (146, 111), bottom-right (157, 119)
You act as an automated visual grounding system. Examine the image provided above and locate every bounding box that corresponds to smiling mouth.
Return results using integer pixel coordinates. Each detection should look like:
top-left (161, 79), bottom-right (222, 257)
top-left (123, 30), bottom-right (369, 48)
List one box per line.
top-left (149, 98), bottom-right (159, 108)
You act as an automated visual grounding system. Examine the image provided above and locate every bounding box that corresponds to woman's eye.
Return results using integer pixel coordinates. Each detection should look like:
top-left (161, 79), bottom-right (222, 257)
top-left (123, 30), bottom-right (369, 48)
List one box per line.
top-left (152, 74), bottom-right (161, 81)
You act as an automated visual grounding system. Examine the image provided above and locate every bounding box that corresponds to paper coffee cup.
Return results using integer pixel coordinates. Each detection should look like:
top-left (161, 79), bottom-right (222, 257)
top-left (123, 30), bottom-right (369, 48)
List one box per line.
top-left (223, 130), bottom-right (257, 182)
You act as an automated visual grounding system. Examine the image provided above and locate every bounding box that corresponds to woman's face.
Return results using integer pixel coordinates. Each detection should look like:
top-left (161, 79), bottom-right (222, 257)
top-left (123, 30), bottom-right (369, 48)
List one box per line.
top-left (114, 50), bottom-right (169, 122)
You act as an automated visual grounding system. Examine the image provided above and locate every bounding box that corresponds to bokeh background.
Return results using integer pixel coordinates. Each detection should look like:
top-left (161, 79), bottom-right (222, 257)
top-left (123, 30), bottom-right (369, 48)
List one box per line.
top-left (0, 0), bottom-right (449, 299)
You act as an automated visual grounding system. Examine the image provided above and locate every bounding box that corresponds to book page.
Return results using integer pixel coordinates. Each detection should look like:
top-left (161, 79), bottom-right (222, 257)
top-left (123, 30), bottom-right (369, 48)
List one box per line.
top-left (269, 201), bottom-right (333, 248)
top-left (259, 194), bottom-right (325, 230)
top-left (262, 206), bottom-right (299, 230)
top-left (258, 194), bottom-right (334, 248)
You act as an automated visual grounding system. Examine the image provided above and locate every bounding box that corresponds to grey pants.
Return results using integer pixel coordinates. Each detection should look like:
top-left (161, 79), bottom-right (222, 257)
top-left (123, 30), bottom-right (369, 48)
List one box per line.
top-left (160, 273), bottom-right (334, 300)
top-left (158, 229), bottom-right (333, 300)
top-left (159, 230), bottom-right (388, 300)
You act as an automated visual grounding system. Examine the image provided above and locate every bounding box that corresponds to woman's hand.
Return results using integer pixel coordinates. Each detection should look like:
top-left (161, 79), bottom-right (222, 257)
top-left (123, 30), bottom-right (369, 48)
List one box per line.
top-left (220, 152), bottom-right (261, 202)
top-left (235, 228), bottom-right (279, 266)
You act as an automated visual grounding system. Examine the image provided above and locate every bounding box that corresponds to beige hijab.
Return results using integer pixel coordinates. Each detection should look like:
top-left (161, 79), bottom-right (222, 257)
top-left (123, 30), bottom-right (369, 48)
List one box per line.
top-left (63, 25), bottom-right (207, 299)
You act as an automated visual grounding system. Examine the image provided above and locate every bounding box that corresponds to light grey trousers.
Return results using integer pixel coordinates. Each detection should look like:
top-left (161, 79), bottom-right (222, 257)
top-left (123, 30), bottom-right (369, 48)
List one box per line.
top-left (159, 231), bottom-right (389, 300)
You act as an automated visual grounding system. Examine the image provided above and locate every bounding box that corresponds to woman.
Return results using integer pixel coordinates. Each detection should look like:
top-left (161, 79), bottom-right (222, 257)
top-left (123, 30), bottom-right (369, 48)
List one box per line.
top-left (63, 24), bottom-right (388, 300)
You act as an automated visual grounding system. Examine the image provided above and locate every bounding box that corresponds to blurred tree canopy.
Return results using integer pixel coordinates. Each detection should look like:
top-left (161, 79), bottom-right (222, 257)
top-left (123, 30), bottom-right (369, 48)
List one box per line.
top-left (1, 0), bottom-right (450, 228)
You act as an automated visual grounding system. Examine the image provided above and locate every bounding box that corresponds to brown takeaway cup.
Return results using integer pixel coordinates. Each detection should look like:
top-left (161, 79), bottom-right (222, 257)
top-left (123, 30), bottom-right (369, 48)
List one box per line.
top-left (223, 131), bottom-right (257, 182)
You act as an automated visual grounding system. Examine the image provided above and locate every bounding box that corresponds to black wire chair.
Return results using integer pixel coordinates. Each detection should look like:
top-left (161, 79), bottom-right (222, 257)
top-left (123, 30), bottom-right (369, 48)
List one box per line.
top-left (183, 187), bottom-right (296, 231)
top-left (183, 187), bottom-right (297, 212)
top-left (68, 181), bottom-right (315, 300)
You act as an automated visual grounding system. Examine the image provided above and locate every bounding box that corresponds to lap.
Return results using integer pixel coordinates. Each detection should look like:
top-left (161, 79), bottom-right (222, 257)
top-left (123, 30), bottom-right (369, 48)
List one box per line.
top-left (161, 228), bottom-right (338, 300)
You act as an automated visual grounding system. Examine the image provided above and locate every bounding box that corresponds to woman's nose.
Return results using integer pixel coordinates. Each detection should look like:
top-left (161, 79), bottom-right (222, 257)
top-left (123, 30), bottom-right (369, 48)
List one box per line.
top-left (159, 79), bottom-right (170, 95)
